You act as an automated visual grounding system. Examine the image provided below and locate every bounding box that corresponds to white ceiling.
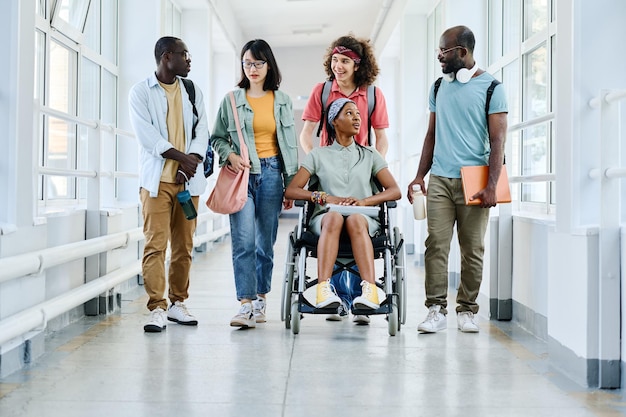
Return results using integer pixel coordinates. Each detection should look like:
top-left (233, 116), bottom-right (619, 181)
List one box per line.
top-left (176, 0), bottom-right (436, 53)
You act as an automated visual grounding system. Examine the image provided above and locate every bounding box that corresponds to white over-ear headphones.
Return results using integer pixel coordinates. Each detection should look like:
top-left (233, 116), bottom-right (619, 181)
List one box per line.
top-left (443, 62), bottom-right (478, 83)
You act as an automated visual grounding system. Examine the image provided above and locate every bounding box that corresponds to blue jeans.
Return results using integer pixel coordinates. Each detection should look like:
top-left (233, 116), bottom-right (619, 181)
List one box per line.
top-left (331, 266), bottom-right (362, 309)
top-left (229, 157), bottom-right (284, 300)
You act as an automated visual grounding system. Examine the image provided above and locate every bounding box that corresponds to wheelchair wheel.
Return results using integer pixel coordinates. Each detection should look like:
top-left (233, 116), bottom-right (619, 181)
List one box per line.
top-left (388, 299), bottom-right (398, 336)
top-left (281, 231), bottom-right (296, 325)
top-left (394, 227), bottom-right (407, 326)
top-left (290, 301), bottom-right (301, 334)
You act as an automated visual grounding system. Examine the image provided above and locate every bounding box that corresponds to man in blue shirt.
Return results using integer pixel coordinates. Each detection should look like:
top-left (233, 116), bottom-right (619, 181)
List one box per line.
top-left (128, 37), bottom-right (209, 332)
top-left (407, 26), bottom-right (508, 333)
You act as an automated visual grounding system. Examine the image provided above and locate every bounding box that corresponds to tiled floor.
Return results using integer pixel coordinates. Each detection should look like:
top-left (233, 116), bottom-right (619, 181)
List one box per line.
top-left (1, 215), bottom-right (625, 416)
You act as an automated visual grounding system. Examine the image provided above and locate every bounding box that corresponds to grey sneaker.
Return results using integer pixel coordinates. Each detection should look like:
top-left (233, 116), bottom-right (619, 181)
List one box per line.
top-left (417, 305), bottom-right (447, 333)
top-left (167, 301), bottom-right (198, 326)
top-left (353, 315), bottom-right (370, 325)
top-left (252, 297), bottom-right (266, 323)
top-left (457, 311), bottom-right (479, 333)
top-left (326, 303), bottom-right (349, 321)
top-left (144, 307), bottom-right (167, 332)
top-left (230, 302), bottom-right (256, 328)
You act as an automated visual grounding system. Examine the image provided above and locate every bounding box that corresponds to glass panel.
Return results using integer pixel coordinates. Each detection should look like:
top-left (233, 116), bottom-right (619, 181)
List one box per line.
top-left (503, 59), bottom-right (520, 125)
top-left (101, 0), bottom-right (117, 64)
top-left (523, 0), bottom-right (548, 40)
top-left (80, 57), bottom-right (100, 119)
top-left (49, 40), bottom-right (77, 114)
top-left (523, 43), bottom-right (547, 120)
top-left (503, 0), bottom-right (521, 56)
top-left (102, 69), bottom-right (117, 124)
top-left (36, 0), bottom-right (46, 17)
top-left (53, 0), bottom-right (91, 32)
top-left (78, 125), bottom-right (89, 199)
top-left (521, 123), bottom-right (548, 203)
top-left (46, 117), bottom-right (77, 199)
top-left (550, 35), bottom-right (556, 113)
top-left (488, 0), bottom-right (503, 64)
top-left (83, 0), bottom-right (100, 52)
top-left (34, 30), bottom-right (45, 102)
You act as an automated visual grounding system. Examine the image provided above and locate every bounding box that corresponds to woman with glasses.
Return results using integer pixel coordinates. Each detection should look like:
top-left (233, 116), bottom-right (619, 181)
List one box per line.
top-left (210, 39), bottom-right (298, 329)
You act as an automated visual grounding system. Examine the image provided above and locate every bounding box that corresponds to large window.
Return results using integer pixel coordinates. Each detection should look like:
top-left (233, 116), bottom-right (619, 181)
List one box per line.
top-left (35, 0), bottom-right (118, 207)
top-left (488, 0), bottom-right (556, 212)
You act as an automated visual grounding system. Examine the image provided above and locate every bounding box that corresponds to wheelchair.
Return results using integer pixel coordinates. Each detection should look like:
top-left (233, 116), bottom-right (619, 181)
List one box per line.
top-left (280, 191), bottom-right (407, 336)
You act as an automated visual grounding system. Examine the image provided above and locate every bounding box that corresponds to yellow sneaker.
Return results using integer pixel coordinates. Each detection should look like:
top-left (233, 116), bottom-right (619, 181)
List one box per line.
top-left (316, 280), bottom-right (341, 309)
top-left (353, 281), bottom-right (380, 309)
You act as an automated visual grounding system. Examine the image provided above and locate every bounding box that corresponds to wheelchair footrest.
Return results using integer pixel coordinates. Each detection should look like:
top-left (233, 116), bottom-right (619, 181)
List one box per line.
top-left (352, 301), bottom-right (393, 316)
top-left (297, 294), bottom-right (342, 315)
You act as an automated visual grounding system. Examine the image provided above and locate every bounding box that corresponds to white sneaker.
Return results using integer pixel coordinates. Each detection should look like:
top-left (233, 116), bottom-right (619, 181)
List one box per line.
top-left (144, 307), bottom-right (167, 332)
top-left (353, 315), bottom-right (370, 325)
top-left (167, 301), bottom-right (198, 326)
top-left (252, 297), bottom-right (266, 323)
top-left (230, 302), bottom-right (256, 328)
top-left (417, 305), bottom-right (447, 333)
top-left (457, 311), bottom-right (479, 333)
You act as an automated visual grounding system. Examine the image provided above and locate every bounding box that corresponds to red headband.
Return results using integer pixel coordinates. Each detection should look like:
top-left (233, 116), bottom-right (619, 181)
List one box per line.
top-left (332, 46), bottom-right (361, 64)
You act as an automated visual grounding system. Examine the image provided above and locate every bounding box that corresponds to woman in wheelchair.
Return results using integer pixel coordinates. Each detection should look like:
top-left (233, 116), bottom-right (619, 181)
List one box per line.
top-left (284, 98), bottom-right (401, 311)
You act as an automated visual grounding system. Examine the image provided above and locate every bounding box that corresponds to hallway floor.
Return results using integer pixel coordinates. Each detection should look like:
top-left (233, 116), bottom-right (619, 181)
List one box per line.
top-left (1, 215), bottom-right (625, 417)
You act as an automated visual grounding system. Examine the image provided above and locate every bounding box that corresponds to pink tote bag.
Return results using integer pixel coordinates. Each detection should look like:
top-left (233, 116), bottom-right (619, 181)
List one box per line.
top-left (206, 92), bottom-right (249, 214)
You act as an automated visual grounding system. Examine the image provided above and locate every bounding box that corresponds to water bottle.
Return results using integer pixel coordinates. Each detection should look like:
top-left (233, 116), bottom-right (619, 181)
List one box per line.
top-left (411, 184), bottom-right (426, 220)
top-left (176, 190), bottom-right (197, 220)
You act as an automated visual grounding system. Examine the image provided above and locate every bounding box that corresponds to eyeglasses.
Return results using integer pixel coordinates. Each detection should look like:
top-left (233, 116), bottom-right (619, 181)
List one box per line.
top-left (435, 46), bottom-right (464, 56)
top-left (165, 50), bottom-right (192, 60)
top-left (242, 61), bottom-right (266, 69)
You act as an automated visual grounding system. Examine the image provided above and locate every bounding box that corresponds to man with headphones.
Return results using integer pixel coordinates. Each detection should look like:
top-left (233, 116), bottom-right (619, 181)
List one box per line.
top-left (407, 25), bottom-right (508, 334)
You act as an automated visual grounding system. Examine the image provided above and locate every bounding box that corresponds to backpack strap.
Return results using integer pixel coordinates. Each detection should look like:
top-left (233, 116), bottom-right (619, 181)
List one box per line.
top-left (181, 78), bottom-right (198, 139)
top-left (485, 80), bottom-right (501, 117)
top-left (366, 85), bottom-right (376, 146)
top-left (316, 80), bottom-right (333, 138)
top-left (433, 77), bottom-right (443, 100)
top-left (485, 79), bottom-right (503, 163)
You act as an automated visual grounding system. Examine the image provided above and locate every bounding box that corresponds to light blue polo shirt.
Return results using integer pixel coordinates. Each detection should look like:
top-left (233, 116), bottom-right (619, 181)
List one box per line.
top-left (429, 72), bottom-right (508, 178)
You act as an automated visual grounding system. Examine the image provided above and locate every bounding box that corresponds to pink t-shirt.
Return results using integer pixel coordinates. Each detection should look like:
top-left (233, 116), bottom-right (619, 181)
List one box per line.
top-left (302, 80), bottom-right (389, 147)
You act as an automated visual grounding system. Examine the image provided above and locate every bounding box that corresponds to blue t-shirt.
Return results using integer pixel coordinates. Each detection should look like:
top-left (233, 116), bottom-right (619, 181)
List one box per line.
top-left (429, 72), bottom-right (508, 178)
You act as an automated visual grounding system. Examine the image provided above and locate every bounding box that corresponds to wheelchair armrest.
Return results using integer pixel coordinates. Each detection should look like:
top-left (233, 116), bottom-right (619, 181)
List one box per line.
top-left (294, 200), bottom-right (307, 207)
top-left (385, 201), bottom-right (397, 209)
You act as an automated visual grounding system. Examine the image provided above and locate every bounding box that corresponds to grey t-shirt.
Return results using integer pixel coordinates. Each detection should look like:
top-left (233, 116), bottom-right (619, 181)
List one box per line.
top-left (301, 140), bottom-right (387, 233)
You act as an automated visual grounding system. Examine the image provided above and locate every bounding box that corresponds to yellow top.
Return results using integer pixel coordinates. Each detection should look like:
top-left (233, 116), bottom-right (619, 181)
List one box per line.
top-left (247, 91), bottom-right (279, 158)
top-left (158, 80), bottom-right (185, 183)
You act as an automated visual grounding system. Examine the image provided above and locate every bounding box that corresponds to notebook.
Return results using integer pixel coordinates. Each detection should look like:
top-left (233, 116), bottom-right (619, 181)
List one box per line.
top-left (326, 204), bottom-right (380, 217)
top-left (460, 165), bottom-right (512, 205)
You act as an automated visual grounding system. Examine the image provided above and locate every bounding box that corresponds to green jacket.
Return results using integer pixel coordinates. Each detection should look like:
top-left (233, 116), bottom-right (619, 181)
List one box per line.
top-left (210, 88), bottom-right (298, 188)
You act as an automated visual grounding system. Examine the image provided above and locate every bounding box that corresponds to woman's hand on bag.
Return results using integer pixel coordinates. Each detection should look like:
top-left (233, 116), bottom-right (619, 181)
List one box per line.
top-left (227, 153), bottom-right (251, 173)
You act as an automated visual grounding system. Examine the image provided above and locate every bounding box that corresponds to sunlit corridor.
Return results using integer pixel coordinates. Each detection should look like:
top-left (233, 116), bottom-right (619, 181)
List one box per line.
top-left (1, 215), bottom-right (625, 416)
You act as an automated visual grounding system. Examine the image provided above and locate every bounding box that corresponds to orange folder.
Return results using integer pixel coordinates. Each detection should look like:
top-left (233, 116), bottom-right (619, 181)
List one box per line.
top-left (460, 165), bottom-right (512, 205)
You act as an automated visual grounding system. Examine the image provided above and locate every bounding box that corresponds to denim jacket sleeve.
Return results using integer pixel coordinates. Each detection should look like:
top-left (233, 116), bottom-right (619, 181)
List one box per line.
top-left (210, 93), bottom-right (239, 167)
top-left (274, 91), bottom-right (299, 188)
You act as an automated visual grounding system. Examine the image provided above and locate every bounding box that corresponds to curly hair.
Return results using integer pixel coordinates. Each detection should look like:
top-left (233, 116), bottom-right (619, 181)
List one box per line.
top-left (322, 34), bottom-right (379, 87)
